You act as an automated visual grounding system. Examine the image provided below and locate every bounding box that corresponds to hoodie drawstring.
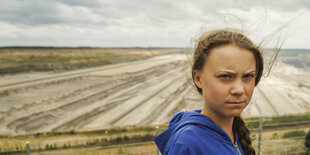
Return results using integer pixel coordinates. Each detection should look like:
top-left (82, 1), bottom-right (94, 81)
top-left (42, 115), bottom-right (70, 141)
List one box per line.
top-left (234, 142), bottom-right (242, 155)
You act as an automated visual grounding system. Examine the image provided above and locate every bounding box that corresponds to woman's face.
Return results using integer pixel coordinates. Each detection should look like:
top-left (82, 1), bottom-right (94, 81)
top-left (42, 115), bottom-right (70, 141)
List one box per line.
top-left (194, 44), bottom-right (256, 118)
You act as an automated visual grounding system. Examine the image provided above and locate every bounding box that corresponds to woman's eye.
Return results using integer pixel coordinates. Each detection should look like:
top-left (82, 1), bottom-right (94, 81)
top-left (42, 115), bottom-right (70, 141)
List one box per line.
top-left (244, 74), bottom-right (255, 79)
top-left (219, 75), bottom-right (231, 79)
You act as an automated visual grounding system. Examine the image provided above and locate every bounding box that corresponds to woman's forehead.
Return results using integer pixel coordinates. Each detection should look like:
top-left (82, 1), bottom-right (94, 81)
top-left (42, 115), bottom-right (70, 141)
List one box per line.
top-left (204, 45), bottom-right (256, 72)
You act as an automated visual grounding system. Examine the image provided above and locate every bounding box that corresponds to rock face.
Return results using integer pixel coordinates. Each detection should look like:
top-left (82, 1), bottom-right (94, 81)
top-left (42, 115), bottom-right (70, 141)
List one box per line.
top-left (0, 52), bottom-right (309, 135)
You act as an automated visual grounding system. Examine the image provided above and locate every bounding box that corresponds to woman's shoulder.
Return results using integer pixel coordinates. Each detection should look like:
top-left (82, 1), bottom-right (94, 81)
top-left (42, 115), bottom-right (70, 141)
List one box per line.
top-left (174, 124), bottom-right (212, 142)
top-left (174, 125), bottom-right (215, 146)
top-left (166, 124), bottom-right (222, 154)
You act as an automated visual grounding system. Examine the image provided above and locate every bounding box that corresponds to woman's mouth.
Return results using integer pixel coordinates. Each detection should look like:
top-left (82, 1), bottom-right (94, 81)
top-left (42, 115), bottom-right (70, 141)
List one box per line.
top-left (226, 101), bottom-right (245, 104)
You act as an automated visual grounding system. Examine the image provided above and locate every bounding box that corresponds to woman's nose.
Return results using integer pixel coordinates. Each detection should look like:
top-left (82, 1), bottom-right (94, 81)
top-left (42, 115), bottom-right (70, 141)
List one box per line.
top-left (230, 80), bottom-right (245, 96)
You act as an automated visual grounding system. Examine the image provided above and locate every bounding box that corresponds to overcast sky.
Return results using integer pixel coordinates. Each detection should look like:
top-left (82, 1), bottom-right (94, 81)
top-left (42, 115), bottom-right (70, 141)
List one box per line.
top-left (1, 0), bottom-right (310, 48)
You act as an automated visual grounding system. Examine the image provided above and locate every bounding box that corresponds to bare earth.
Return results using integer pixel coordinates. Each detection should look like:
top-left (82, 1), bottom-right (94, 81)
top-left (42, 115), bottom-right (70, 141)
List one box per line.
top-left (0, 54), bottom-right (310, 135)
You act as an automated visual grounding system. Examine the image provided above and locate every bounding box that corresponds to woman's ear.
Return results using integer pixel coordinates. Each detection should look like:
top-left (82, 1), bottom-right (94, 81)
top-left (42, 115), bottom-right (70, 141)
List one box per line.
top-left (193, 71), bottom-right (203, 89)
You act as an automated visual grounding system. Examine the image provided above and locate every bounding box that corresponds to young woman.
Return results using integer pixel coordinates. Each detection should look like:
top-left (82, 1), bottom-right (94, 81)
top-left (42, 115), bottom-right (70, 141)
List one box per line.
top-left (154, 29), bottom-right (263, 155)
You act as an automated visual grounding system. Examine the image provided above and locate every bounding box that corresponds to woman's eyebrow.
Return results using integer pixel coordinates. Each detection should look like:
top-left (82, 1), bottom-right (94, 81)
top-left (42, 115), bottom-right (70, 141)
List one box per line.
top-left (244, 70), bottom-right (256, 74)
top-left (215, 70), bottom-right (256, 74)
top-left (215, 70), bottom-right (236, 74)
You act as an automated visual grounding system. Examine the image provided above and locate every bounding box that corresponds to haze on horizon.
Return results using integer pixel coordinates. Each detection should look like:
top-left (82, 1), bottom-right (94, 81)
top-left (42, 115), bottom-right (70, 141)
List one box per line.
top-left (1, 0), bottom-right (310, 49)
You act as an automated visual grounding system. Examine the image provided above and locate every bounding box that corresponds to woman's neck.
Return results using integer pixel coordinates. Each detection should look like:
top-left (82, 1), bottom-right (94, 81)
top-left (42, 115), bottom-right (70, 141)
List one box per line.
top-left (201, 106), bottom-right (235, 143)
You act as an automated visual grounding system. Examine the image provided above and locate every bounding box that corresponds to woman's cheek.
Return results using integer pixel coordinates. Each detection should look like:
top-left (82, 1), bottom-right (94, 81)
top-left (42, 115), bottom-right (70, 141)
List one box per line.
top-left (246, 85), bottom-right (255, 98)
top-left (205, 83), bottom-right (223, 100)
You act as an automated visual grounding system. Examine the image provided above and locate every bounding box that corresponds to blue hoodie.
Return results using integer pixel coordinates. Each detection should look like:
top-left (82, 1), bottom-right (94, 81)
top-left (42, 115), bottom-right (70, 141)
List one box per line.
top-left (154, 109), bottom-right (244, 155)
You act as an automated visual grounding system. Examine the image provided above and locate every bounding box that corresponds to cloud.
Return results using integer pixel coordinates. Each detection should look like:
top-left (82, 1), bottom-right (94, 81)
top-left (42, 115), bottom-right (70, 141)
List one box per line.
top-left (0, 0), bottom-right (309, 48)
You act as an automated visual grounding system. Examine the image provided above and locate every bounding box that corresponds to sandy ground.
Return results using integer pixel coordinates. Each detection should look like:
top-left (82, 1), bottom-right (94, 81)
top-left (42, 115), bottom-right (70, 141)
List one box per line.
top-left (0, 54), bottom-right (309, 135)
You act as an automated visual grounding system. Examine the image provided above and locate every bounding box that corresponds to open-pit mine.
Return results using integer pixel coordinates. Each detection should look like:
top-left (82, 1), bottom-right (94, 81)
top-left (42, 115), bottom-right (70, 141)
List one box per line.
top-left (0, 50), bottom-right (310, 135)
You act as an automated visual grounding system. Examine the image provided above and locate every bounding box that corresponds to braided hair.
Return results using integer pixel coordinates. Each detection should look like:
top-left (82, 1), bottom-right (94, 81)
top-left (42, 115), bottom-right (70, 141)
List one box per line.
top-left (233, 116), bottom-right (255, 155)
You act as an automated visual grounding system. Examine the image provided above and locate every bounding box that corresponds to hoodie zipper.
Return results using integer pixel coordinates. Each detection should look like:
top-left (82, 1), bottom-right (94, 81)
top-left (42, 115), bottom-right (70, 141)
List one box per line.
top-left (234, 142), bottom-right (242, 155)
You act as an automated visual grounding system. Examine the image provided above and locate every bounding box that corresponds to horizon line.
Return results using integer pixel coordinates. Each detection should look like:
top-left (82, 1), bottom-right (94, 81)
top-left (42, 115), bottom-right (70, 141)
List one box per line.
top-left (0, 46), bottom-right (310, 50)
